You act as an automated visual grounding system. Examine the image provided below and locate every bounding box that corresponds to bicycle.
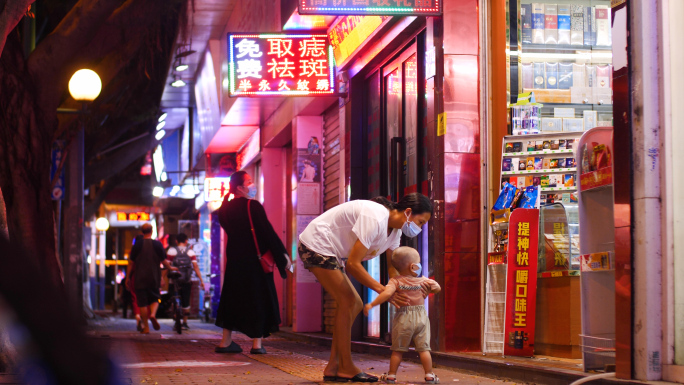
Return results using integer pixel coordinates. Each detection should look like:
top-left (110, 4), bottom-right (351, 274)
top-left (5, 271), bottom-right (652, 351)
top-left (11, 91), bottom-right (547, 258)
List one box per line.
top-left (168, 270), bottom-right (183, 334)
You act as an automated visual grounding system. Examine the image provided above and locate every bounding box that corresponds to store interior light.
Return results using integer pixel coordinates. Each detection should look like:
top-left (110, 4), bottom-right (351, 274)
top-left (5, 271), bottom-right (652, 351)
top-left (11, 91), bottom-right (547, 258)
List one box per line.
top-left (176, 64), bottom-right (189, 72)
top-left (161, 171), bottom-right (167, 181)
top-left (155, 130), bottom-right (166, 140)
top-left (171, 79), bottom-right (186, 87)
top-left (158, 112), bottom-right (168, 122)
top-left (156, 121), bottom-right (166, 131)
top-left (152, 186), bottom-right (164, 197)
top-left (170, 185), bottom-right (180, 196)
top-left (181, 185), bottom-right (196, 196)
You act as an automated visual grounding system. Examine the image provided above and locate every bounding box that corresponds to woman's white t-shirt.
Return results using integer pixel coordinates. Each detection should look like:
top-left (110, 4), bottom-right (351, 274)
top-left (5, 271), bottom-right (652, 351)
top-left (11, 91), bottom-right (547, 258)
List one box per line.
top-left (299, 200), bottom-right (401, 265)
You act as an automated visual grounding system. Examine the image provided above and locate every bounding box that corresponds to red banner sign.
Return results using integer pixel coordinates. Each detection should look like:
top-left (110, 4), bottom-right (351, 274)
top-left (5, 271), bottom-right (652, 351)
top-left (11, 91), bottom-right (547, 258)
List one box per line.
top-left (504, 208), bottom-right (539, 357)
top-left (228, 34), bottom-right (335, 97)
top-left (580, 166), bottom-right (612, 191)
top-left (328, 15), bottom-right (389, 66)
top-left (116, 212), bottom-right (150, 222)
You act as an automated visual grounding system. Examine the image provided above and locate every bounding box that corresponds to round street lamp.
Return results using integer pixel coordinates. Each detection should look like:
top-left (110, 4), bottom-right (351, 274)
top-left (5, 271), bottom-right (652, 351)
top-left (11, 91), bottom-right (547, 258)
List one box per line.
top-left (68, 69), bottom-right (102, 101)
top-left (95, 217), bottom-right (110, 232)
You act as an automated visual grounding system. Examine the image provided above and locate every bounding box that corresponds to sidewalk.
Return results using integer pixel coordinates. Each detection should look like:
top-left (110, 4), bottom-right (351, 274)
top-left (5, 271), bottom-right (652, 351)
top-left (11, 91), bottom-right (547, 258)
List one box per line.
top-left (277, 329), bottom-right (644, 385)
top-left (84, 317), bottom-right (515, 384)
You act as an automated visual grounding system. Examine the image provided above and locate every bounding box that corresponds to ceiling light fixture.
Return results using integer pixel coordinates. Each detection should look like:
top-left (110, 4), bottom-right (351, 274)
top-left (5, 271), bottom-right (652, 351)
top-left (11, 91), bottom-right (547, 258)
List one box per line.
top-left (171, 78), bottom-right (186, 88)
top-left (155, 130), bottom-right (166, 140)
top-left (170, 186), bottom-right (180, 196)
top-left (176, 63), bottom-right (189, 72)
top-left (158, 112), bottom-right (167, 122)
top-left (156, 121), bottom-right (166, 131)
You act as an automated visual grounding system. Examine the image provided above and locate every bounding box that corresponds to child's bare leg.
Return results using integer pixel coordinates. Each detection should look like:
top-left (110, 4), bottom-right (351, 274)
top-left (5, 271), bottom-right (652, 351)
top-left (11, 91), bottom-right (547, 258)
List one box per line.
top-left (418, 351), bottom-right (433, 374)
top-left (389, 351), bottom-right (403, 375)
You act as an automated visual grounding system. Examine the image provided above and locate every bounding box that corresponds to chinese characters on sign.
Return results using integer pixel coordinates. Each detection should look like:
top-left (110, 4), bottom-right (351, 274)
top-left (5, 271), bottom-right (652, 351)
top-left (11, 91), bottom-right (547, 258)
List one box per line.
top-left (299, 0), bottom-right (442, 16)
top-left (229, 34), bottom-right (335, 97)
top-left (504, 209), bottom-right (539, 357)
top-left (204, 177), bottom-right (231, 202)
top-left (115, 212), bottom-right (151, 222)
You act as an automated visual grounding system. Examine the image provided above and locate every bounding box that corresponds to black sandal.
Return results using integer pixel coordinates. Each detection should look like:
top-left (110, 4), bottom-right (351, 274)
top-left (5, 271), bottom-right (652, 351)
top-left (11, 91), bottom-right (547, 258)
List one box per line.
top-left (214, 341), bottom-right (243, 353)
top-left (323, 375), bottom-right (338, 382)
top-left (336, 372), bottom-right (378, 382)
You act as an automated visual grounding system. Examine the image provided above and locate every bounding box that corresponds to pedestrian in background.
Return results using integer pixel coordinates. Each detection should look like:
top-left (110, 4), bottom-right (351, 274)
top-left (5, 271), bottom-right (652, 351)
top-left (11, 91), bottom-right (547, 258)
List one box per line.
top-left (214, 171), bottom-right (291, 354)
top-left (167, 233), bottom-right (205, 329)
top-left (126, 223), bottom-right (176, 334)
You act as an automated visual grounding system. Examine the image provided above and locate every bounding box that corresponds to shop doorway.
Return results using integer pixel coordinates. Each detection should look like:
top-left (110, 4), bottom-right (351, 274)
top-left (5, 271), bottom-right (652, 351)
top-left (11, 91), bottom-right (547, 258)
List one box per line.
top-left (363, 38), bottom-right (427, 342)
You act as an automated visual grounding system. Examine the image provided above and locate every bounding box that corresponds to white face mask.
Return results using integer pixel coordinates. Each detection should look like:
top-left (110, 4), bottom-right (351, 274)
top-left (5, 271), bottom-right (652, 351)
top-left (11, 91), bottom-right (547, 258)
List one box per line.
top-left (410, 262), bottom-right (422, 277)
top-left (401, 211), bottom-right (422, 238)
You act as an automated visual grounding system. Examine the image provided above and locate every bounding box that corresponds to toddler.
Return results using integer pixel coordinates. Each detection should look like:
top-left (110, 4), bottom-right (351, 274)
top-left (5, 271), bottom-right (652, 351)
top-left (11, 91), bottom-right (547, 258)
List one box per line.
top-left (363, 246), bottom-right (441, 384)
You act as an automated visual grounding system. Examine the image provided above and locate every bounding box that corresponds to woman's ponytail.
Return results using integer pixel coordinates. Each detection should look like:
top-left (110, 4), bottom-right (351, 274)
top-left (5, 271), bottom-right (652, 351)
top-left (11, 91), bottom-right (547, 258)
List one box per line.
top-left (370, 196), bottom-right (395, 210)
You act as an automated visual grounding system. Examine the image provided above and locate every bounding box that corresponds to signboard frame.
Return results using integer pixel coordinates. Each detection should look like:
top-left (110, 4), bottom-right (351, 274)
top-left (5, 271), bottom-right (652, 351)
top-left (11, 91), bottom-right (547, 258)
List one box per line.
top-left (298, 0), bottom-right (442, 16)
top-left (228, 33), bottom-right (336, 97)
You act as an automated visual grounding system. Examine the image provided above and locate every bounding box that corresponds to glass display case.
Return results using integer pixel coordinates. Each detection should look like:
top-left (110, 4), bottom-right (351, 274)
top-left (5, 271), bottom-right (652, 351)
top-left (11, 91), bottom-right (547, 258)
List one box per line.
top-left (508, 0), bottom-right (614, 130)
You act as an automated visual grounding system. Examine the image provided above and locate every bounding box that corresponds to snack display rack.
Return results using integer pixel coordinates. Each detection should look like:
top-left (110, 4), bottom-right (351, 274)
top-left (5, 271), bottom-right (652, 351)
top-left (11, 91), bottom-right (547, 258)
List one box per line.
top-left (577, 126), bottom-right (616, 371)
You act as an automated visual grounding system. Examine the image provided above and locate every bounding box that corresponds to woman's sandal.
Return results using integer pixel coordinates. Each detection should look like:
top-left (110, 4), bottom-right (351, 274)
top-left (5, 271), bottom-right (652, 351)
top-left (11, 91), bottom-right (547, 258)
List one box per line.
top-left (336, 372), bottom-right (379, 382)
top-left (425, 373), bottom-right (440, 384)
top-left (380, 373), bottom-right (397, 384)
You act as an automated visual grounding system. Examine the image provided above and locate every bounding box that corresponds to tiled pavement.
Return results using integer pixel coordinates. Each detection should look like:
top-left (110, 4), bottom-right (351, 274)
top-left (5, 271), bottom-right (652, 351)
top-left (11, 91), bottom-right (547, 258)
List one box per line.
top-left (83, 316), bottom-right (516, 385)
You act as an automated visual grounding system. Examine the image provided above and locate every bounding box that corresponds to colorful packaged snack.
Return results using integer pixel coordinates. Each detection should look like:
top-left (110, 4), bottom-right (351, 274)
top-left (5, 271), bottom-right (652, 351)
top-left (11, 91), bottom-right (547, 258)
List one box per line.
top-left (551, 140), bottom-right (560, 150)
top-left (566, 158), bottom-right (576, 168)
top-left (517, 177), bottom-right (527, 189)
top-left (549, 159), bottom-right (559, 168)
top-left (558, 158), bottom-right (567, 168)
top-left (546, 194), bottom-right (555, 204)
top-left (526, 176), bottom-right (534, 186)
top-left (562, 193), bottom-right (571, 205)
top-left (502, 177), bottom-right (510, 185)
top-left (536, 141), bottom-right (544, 150)
top-left (519, 186), bottom-right (539, 209)
top-left (527, 157), bottom-right (535, 170)
top-left (533, 176), bottom-right (541, 186)
top-left (505, 143), bottom-right (514, 153)
top-left (513, 142), bottom-right (523, 152)
top-left (559, 139), bottom-right (566, 149)
top-left (493, 182), bottom-right (517, 210)
top-left (534, 157), bottom-right (543, 170)
top-left (543, 158), bottom-right (551, 169)
top-left (570, 192), bottom-right (578, 203)
top-left (511, 157), bottom-right (520, 171)
top-left (541, 175), bottom-right (550, 187)
top-left (527, 141), bottom-right (536, 151)
top-left (592, 143), bottom-right (611, 169)
top-left (548, 175), bottom-right (558, 187)
top-left (566, 139), bottom-right (575, 150)
top-left (543, 140), bottom-right (551, 149)
top-left (581, 143), bottom-right (592, 172)
top-left (564, 174), bottom-right (575, 187)
top-left (551, 174), bottom-right (564, 187)
top-left (518, 159), bottom-right (527, 171)
top-left (509, 177), bottom-right (518, 186)
top-left (510, 188), bottom-right (525, 209)
top-left (503, 158), bottom-right (512, 171)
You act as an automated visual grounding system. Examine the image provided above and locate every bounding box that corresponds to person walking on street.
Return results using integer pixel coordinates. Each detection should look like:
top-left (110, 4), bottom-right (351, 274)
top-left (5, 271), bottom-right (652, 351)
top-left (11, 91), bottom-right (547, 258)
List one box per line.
top-left (214, 171), bottom-right (291, 354)
top-left (126, 223), bottom-right (176, 334)
top-left (166, 233), bottom-right (205, 329)
top-left (298, 193), bottom-right (433, 382)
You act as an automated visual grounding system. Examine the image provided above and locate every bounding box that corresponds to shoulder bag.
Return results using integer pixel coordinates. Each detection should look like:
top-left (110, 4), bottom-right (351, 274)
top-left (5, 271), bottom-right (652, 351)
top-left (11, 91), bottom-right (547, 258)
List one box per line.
top-left (247, 199), bottom-right (276, 274)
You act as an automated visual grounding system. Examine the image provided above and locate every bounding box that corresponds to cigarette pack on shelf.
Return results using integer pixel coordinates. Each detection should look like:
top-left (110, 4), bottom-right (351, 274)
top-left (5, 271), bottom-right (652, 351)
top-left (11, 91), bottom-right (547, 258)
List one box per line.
top-left (522, 4), bottom-right (533, 44)
top-left (541, 118), bottom-right (562, 132)
top-left (570, 5), bottom-right (584, 45)
top-left (557, 4), bottom-right (571, 45)
top-left (532, 3), bottom-right (546, 44)
top-left (563, 118), bottom-right (584, 132)
top-left (545, 4), bottom-right (558, 44)
top-left (595, 6), bottom-right (611, 46)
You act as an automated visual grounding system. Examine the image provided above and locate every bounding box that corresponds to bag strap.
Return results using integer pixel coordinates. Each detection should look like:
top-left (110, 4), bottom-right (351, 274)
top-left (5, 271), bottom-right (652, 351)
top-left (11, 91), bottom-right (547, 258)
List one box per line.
top-left (247, 200), bottom-right (262, 258)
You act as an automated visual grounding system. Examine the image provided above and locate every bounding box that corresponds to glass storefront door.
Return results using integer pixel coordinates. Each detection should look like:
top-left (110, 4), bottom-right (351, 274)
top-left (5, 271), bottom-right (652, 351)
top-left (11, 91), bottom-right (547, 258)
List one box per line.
top-left (363, 42), bottom-right (423, 341)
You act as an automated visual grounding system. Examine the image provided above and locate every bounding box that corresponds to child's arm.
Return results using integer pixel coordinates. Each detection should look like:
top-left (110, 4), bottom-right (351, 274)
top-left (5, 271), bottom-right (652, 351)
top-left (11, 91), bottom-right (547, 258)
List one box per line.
top-left (428, 279), bottom-right (441, 294)
top-left (363, 285), bottom-right (397, 316)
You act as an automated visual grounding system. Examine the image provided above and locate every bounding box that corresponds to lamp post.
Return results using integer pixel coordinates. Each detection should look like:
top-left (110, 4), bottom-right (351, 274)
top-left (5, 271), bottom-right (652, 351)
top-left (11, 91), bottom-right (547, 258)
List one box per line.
top-left (95, 217), bottom-right (109, 311)
top-left (62, 69), bottom-right (101, 313)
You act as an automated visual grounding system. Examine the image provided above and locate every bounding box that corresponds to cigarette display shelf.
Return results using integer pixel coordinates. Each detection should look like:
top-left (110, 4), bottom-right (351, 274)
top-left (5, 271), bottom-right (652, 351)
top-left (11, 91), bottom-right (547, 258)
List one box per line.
top-left (540, 186), bottom-right (577, 192)
top-left (502, 167), bottom-right (576, 176)
top-left (521, 43), bottom-right (612, 53)
top-left (503, 149), bottom-right (574, 157)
